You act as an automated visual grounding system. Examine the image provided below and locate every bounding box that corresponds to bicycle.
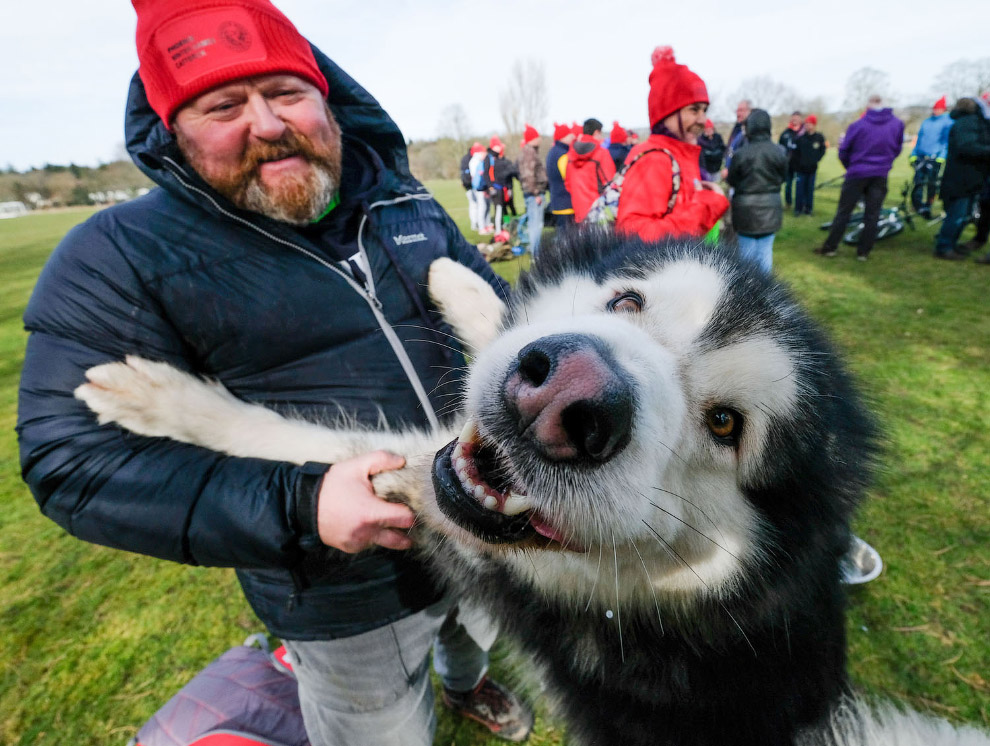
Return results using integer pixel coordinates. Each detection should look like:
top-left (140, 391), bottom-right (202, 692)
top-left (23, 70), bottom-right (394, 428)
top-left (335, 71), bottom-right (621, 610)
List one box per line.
top-left (818, 181), bottom-right (915, 245)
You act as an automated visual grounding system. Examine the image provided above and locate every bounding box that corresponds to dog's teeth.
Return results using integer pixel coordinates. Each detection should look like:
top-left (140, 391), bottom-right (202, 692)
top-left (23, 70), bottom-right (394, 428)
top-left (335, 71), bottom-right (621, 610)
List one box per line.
top-left (502, 493), bottom-right (533, 515)
top-left (452, 443), bottom-right (464, 459)
top-left (458, 419), bottom-right (479, 444)
top-left (473, 485), bottom-right (486, 500)
top-left (483, 495), bottom-right (499, 511)
top-left (455, 457), bottom-right (467, 471)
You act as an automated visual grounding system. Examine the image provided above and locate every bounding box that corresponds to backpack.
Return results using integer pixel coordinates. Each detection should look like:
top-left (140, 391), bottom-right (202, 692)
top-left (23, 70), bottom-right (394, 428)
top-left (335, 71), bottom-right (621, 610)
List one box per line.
top-left (460, 155), bottom-right (473, 189)
top-left (585, 147), bottom-right (681, 225)
top-left (128, 634), bottom-right (309, 746)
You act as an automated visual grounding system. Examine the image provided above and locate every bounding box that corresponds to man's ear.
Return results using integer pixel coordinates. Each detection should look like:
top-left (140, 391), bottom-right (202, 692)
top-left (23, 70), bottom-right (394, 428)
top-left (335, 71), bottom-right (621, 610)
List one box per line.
top-left (427, 258), bottom-right (507, 355)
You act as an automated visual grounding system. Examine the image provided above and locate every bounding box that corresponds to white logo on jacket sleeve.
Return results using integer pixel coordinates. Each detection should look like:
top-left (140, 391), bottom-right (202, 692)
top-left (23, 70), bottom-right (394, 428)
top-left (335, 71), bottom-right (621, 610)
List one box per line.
top-left (393, 233), bottom-right (428, 246)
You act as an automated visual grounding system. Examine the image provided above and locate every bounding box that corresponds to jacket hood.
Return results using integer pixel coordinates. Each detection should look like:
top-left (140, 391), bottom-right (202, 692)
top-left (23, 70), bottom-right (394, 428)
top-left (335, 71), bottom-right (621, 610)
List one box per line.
top-left (950, 98), bottom-right (980, 119)
top-left (571, 135), bottom-right (601, 162)
top-left (744, 109), bottom-right (772, 141)
top-left (124, 41), bottom-right (422, 200)
top-left (863, 107), bottom-right (894, 124)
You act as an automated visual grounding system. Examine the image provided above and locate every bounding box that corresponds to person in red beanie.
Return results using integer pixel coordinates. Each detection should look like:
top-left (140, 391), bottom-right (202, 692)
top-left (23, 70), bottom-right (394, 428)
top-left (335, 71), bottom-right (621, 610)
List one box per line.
top-left (484, 135), bottom-right (520, 229)
top-left (565, 118), bottom-right (616, 223)
top-left (546, 122), bottom-right (578, 228)
top-left (615, 46), bottom-right (728, 242)
top-left (792, 114), bottom-right (827, 215)
top-left (462, 142), bottom-right (488, 232)
top-left (608, 121), bottom-right (631, 170)
top-left (516, 124), bottom-right (549, 253)
top-left (909, 95), bottom-right (953, 217)
top-left (17, 2), bottom-right (534, 745)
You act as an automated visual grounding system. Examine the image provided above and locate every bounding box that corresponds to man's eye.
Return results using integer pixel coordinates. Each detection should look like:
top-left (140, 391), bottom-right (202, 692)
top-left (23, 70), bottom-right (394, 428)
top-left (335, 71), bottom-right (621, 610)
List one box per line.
top-left (607, 291), bottom-right (644, 313)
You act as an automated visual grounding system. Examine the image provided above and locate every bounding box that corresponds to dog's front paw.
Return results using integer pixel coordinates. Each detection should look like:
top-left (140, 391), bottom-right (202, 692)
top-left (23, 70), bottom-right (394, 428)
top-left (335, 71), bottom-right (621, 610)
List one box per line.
top-left (75, 355), bottom-right (218, 439)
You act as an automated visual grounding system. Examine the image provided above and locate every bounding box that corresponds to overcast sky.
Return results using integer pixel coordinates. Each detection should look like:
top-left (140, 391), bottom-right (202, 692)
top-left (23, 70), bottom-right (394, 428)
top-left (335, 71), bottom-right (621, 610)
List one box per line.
top-left (2, 0), bottom-right (987, 171)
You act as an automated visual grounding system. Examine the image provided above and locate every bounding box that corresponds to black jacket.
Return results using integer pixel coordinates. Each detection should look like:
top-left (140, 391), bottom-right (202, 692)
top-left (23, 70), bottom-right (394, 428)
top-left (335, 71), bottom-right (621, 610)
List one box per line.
top-left (939, 101), bottom-right (990, 201)
top-left (778, 127), bottom-right (801, 168)
top-left (17, 44), bottom-right (508, 641)
top-left (792, 132), bottom-right (827, 173)
top-left (697, 132), bottom-right (726, 175)
top-left (727, 110), bottom-right (788, 236)
top-left (460, 151), bottom-right (473, 189)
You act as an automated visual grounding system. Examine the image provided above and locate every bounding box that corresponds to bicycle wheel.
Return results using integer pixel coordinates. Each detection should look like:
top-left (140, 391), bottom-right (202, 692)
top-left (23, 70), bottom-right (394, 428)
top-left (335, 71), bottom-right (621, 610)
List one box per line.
top-left (843, 223), bottom-right (862, 245)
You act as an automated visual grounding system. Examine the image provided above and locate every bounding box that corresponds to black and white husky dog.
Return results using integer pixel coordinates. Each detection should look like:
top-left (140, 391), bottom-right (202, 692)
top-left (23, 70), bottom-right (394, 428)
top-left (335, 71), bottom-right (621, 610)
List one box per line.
top-left (76, 232), bottom-right (988, 746)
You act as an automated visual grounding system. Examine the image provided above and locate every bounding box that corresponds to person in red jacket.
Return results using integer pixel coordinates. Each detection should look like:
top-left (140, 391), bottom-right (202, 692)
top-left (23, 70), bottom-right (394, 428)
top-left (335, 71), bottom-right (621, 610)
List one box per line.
top-left (565, 118), bottom-right (617, 223)
top-left (616, 47), bottom-right (729, 241)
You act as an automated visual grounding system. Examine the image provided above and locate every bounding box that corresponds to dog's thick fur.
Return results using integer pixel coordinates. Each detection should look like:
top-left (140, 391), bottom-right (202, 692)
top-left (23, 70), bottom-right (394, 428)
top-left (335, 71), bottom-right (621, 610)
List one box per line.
top-left (76, 232), bottom-right (988, 746)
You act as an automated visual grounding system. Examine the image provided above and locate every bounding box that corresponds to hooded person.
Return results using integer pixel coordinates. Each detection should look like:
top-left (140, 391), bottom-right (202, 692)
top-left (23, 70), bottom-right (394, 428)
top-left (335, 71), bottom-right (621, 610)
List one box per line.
top-left (697, 118), bottom-right (726, 179)
top-left (615, 46), bottom-right (729, 242)
top-left (815, 95), bottom-right (904, 260)
top-left (15, 1), bottom-right (534, 744)
top-left (909, 95), bottom-right (955, 217)
top-left (934, 97), bottom-right (990, 260)
top-left (726, 108), bottom-right (789, 272)
top-left (564, 121), bottom-right (617, 223)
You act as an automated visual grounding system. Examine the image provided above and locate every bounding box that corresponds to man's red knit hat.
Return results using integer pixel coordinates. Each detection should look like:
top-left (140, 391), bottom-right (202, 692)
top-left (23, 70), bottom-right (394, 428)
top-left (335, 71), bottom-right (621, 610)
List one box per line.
top-left (570, 122), bottom-right (582, 137)
top-left (805, 114), bottom-right (818, 124)
top-left (553, 122), bottom-right (570, 141)
top-left (133, 0), bottom-right (328, 128)
top-left (522, 124), bottom-right (540, 146)
top-left (470, 141), bottom-right (485, 155)
top-left (647, 46), bottom-right (709, 127)
top-left (933, 96), bottom-right (947, 111)
top-left (610, 121), bottom-right (627, 144)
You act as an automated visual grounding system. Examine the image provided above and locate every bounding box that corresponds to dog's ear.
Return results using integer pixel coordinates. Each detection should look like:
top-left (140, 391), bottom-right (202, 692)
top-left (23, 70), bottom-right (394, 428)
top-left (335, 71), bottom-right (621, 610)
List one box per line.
top-left (428, 258), bottom-right (506, 355)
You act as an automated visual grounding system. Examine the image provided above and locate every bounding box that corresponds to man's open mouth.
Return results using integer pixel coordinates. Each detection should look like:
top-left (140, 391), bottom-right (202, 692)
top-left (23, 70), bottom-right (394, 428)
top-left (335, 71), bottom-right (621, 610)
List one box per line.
top-left (431, 421), bottom-right (578, 548)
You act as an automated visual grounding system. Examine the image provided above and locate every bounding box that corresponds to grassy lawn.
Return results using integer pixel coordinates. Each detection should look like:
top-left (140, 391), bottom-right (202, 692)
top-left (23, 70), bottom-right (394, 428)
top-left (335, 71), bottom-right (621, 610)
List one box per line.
top-left (1, 151), bottom-right (988, 744)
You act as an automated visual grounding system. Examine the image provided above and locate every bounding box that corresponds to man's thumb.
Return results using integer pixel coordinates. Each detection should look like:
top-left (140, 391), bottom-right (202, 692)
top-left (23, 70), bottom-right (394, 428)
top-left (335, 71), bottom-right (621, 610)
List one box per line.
top-left (364, 450), bottom-right (406, 476)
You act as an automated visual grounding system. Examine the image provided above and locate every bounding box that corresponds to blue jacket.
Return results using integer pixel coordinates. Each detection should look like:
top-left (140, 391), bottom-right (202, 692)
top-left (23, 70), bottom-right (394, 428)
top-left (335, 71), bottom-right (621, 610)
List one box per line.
top-left (546, 140), bottom-right (573, 214)
top-left (16, 44), bottom-right (508, 640)
top-left (911, 113), bottom-right (953, 161)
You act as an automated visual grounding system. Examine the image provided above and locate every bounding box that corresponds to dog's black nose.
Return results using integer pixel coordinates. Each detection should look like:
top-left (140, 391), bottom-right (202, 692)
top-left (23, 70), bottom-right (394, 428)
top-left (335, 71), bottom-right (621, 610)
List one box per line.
top-left (505, 334), bottom-right (634, 462)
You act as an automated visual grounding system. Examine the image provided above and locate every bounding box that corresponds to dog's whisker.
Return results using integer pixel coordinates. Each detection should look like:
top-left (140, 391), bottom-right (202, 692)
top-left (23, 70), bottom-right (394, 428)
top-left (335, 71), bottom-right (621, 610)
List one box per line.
top-left (631, 540), bottom-right (664, 635)
top-left (641, 519), bottom-right (756, 656)
top-left (649, 485), bottom-right (727, 543)
top-left (611, 530), bottom-right (624, 664)
top-left (639, 493), bottom-right (740, 562)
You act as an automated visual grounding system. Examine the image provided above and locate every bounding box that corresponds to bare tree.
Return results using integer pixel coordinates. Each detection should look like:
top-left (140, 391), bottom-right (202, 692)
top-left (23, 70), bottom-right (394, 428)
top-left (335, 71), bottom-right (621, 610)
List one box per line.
top-left (436, 104), bottom-right (472, 148)
top-left (499, 59), bottom-right (549, 138)
top-left (932, 57), bottom-right (990, 102)
top-left (726, 76), bottom-right (801, 115)
top-left (843, 67), bottom-right (895, 111)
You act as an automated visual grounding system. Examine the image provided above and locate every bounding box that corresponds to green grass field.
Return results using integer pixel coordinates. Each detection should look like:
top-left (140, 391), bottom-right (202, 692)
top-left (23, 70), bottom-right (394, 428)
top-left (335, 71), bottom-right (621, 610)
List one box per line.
top-left (1, 151), bottom-right (988, 745)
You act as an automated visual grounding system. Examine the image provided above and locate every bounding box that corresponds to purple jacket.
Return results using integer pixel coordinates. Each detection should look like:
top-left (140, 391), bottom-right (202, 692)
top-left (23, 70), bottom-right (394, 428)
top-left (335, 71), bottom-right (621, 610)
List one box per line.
top-left (839, 108), bottom-right (905, 179)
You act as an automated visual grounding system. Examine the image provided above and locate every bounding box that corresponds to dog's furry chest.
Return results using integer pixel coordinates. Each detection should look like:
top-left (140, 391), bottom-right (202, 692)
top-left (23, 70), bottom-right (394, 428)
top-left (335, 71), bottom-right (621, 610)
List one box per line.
top-left (431, 539), bottom-right (849, 746)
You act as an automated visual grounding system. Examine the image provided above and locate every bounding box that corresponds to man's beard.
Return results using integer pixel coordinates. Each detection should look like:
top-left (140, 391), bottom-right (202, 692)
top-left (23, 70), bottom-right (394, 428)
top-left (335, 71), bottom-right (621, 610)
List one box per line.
top-left (176, 116), bottom-right (343, 225)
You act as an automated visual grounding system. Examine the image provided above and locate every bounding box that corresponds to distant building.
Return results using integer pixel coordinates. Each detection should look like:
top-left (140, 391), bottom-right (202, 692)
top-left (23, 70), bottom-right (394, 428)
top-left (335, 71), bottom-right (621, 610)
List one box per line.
top-left (0, 201), bottom-right (28, 219)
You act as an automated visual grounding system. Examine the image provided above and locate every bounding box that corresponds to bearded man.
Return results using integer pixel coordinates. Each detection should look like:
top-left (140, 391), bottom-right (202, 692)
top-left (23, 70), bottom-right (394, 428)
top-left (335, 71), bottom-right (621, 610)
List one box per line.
top-left (16, 1), bottom-right (533, 744)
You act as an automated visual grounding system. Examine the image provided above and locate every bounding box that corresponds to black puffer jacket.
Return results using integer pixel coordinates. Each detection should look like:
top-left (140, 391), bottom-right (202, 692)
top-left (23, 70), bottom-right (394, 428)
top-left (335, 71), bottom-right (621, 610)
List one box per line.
top-left (940, 99), bottom-right (990, 201)
top-left (17, 44), bottom-right (508, 640)
top-left (727, 109), bottom-right (788, 236)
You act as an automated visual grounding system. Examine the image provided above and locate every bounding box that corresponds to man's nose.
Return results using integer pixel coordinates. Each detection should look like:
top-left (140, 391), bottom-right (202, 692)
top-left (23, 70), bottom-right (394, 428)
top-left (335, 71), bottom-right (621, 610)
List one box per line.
top-left (245, 95), bottom-right (287, 140)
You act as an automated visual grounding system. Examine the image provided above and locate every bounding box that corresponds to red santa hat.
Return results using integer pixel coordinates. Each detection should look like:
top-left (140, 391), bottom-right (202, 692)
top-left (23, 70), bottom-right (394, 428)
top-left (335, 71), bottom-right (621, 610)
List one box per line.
top-left (647, 46), bottom-right (709, 128)
top-left (610, 121), bottom-right (628, 144)
top-left (132, 0), bottom-right (328, 129)
top-left (552, 122), bottom-right (570, 141)
top-left (489, 135), bottom-right (504, 154)
top-left (805, 114), bottom-right (818, 124)
top-left (705, 119), bottom-right (714, 129)
top-left (522, 124), bottom-right (540, 146)
top-left (933, 96), bottom-right (947, 111)
top-left (570, 122), bottom-right (582, 137)
top-left (469, 141), bottom-right (485, 155)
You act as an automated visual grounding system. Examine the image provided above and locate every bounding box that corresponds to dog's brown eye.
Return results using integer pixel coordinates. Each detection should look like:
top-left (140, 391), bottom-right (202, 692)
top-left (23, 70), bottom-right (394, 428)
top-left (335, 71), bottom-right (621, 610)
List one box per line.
top-left (706, 407), bottom-right (742, 443)
top-left (607, 291), bottom-right (644, 313)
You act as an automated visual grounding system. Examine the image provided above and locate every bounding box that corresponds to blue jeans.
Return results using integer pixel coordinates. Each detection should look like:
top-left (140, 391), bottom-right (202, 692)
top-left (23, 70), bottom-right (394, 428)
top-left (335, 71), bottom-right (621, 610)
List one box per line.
top-left (935, 195), bottom-right (976, 255)
top-left (524, 194), bottom-right (545, 255)
top-left (737, 233), bottom-right (775, 273)
top-left (794, 171), bottom-right (816, 214)
top-left (283, 597), bottom-right (496, 746)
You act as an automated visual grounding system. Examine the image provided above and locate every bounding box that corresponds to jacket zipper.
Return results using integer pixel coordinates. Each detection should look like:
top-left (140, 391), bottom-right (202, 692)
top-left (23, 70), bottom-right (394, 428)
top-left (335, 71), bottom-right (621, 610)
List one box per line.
top-left (161, 157), bottom-right (440, 430)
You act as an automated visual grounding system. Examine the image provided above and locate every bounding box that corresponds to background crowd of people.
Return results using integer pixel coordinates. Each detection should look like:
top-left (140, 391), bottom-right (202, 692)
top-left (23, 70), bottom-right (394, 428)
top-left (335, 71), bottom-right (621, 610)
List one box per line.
top-left (459, 51), bottom-right (990, 267)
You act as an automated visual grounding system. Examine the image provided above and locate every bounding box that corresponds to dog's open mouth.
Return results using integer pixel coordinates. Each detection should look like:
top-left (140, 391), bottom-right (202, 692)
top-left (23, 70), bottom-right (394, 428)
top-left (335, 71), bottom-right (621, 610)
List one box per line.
top-left (432, 421), bottom-right (577, 548)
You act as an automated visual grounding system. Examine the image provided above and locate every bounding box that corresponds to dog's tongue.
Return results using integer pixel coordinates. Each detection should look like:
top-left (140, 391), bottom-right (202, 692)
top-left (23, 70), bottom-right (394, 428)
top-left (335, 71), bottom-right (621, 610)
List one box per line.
top-left (529, 514), bottom-right (567, 544)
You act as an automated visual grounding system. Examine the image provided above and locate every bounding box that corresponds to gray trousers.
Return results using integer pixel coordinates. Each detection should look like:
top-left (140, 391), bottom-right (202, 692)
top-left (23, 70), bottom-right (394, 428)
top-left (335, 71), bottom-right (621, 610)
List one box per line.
top-left (282, 597), bottom-right (498, 746)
